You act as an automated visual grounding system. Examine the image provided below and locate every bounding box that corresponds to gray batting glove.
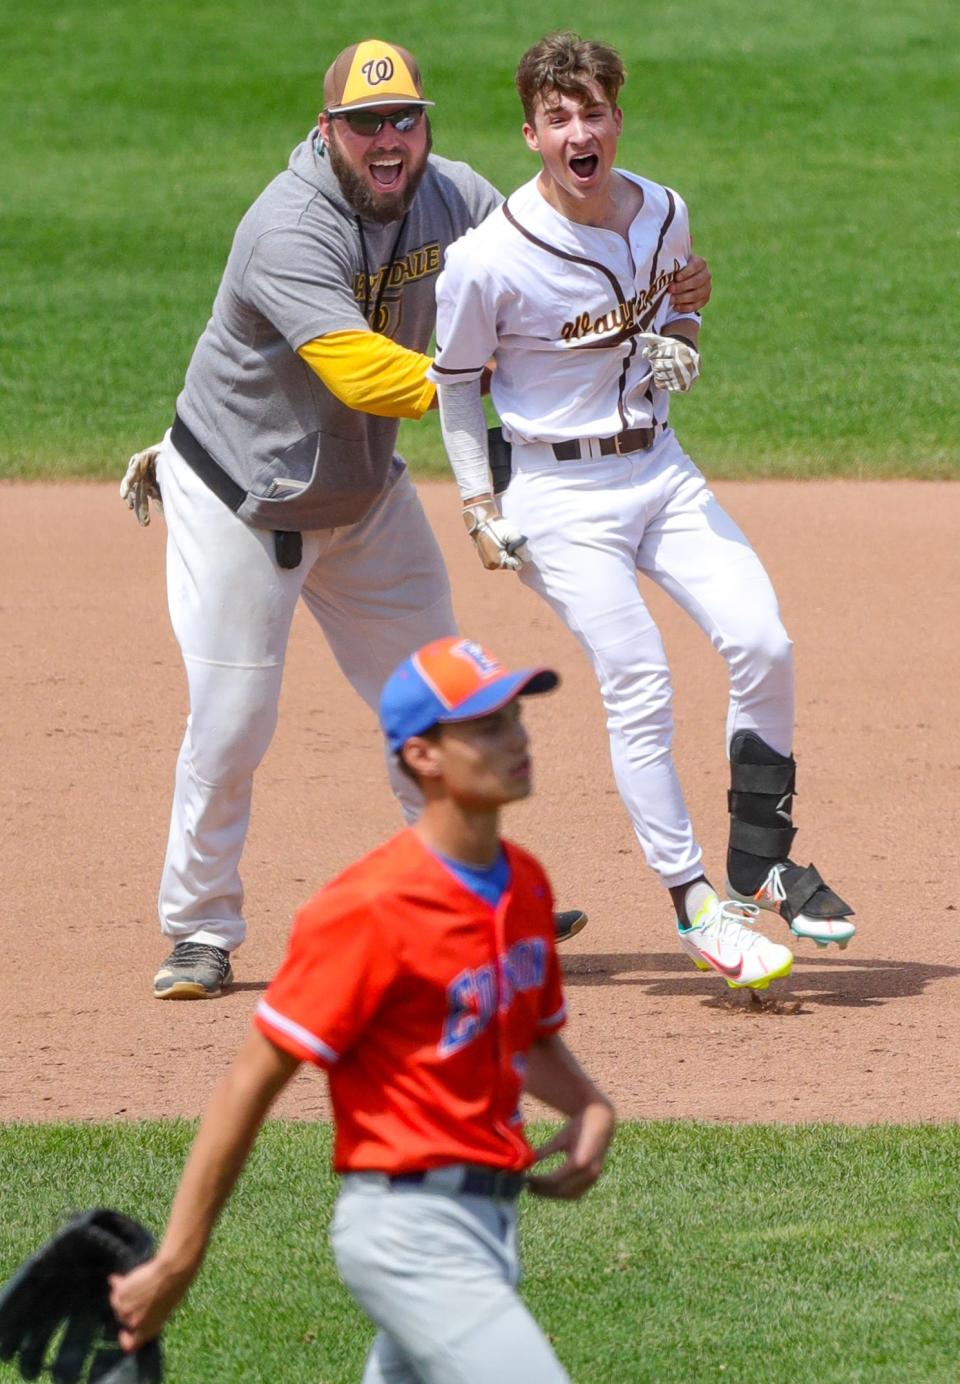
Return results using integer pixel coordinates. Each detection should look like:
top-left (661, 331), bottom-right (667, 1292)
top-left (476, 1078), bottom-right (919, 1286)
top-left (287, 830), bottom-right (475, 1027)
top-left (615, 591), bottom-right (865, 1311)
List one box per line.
top-left (636, 332), bottom-right (701, 392)
top-left (120, 443), bottom-right (164, 526)
top-left (462, 499), bottom-right (530, 571)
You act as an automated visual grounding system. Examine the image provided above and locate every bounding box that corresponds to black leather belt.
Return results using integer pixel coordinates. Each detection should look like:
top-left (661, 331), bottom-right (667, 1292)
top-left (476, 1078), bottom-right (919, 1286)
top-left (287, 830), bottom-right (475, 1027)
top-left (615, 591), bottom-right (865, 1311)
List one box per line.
top-left (170, 412), bottom-right (303, 570)
top-left (552, 425), bottom-right (657, 461)
top-left (171, 412), bottom-right (246, 512)
top-left (389, 1168), bottom-right (527, 1199)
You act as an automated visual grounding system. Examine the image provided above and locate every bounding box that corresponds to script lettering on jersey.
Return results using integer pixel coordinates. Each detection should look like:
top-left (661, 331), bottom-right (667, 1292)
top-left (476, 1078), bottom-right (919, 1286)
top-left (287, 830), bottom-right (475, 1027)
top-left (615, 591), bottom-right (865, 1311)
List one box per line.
top-left (353, 242), bottom-right (442, 332)
top-left (439, 938), bottom-right (547, 1058)
top-left (560, 260), bottom-right (682, 345)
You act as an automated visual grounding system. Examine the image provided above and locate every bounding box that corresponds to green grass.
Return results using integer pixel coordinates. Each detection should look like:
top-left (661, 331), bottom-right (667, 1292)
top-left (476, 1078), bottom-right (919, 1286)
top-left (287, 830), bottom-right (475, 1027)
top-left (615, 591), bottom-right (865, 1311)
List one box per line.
top-left (2, 1121), bottom-right (960, 1382)
top-left (1, 0), bottom-right (958, 478)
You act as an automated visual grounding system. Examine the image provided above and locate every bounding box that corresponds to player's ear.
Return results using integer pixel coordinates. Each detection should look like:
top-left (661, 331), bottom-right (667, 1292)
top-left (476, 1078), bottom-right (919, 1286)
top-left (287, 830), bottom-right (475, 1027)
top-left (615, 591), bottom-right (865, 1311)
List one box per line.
top-left (522, 121), bottom-right (540, 154)
top-left (401, 735), bottom-right (442, 781)
top-left (318, 111), bottom-right (331, 144)
top-left (613, 105), bottom-right (623, 135)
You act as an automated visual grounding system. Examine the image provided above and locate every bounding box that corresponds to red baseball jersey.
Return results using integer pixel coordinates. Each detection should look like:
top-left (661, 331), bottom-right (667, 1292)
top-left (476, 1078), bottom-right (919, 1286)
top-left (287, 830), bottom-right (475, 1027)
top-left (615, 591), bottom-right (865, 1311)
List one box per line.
top-left (254, 828), bottom-right (566, 1173)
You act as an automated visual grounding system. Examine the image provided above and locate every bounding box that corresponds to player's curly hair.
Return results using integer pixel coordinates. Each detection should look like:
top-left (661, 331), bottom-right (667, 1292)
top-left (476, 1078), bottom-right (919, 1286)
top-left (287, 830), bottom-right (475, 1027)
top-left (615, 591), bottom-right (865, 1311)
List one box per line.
top-left (515, 32), bottom-right (626, 124)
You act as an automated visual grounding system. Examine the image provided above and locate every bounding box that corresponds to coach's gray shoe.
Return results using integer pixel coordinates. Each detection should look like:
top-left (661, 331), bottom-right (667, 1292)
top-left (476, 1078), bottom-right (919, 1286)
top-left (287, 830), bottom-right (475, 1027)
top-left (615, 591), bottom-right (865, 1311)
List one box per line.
top-left (153, 942), bottom-right (233, 999)
top-left (553, 909), bottom-right (588, 944)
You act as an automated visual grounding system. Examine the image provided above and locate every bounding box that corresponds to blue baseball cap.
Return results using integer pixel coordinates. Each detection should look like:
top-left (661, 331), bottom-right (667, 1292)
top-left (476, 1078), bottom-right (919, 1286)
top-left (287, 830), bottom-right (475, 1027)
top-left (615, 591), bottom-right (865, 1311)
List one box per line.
top-left (379, 636), bottom-right (559, 753)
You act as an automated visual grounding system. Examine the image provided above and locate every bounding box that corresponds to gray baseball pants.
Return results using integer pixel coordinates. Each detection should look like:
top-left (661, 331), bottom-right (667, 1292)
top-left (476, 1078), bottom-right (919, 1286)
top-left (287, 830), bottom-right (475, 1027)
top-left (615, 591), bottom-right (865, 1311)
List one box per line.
top-left (330, 1172), bottom-right (570, 1383)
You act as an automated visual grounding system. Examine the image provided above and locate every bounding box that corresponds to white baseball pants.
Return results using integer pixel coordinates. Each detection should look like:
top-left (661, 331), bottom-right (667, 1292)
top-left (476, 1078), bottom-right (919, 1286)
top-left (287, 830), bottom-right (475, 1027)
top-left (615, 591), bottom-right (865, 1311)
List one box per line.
top-left (155, 436), bottom-right (456, 951)
top-left (331, 1174), bottom-right (570, 1384)
top-left (501, 429), bottom-right (794, 889)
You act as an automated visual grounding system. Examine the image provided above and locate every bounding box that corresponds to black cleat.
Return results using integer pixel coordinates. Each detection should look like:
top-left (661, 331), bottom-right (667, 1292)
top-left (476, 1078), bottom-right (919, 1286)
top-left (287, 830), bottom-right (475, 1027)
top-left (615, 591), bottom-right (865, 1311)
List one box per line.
top-left (553, 909), bottom-right (588, 944)
top-left (153, 942), bottom-right (234, 999)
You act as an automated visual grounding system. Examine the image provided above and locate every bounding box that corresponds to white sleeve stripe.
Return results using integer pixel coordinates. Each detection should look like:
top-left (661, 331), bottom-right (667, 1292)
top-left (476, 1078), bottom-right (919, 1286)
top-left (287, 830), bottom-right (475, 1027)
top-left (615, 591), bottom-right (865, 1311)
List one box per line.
top-left (256, 999), bottom-right (340, 1063)
top-left (537, 1003), bottom-right (567, 1029)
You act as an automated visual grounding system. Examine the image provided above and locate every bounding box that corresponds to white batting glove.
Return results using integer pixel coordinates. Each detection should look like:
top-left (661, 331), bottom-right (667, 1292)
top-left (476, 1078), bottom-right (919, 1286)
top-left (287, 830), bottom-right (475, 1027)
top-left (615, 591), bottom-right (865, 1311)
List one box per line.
top-left (120, 443), bottom-right (164, 526)
top-left (636, 333), bottom-right (701, 392)
top-left (462, 498), bottom-right (530, 571)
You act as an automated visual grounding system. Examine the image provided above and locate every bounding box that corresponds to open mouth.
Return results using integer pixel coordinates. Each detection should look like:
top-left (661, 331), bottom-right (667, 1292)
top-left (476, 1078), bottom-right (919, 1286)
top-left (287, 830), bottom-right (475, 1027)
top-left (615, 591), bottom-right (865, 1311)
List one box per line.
top-left (569, 153), bottom-right (599, 181)
top-left (369, 158), bottom-right (404, 189)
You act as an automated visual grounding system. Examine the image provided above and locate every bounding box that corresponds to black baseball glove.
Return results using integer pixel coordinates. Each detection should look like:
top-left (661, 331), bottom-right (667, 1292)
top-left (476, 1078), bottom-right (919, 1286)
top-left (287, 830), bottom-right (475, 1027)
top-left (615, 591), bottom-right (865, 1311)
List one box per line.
top-left (0, 1208), bottom-right (163, 1383)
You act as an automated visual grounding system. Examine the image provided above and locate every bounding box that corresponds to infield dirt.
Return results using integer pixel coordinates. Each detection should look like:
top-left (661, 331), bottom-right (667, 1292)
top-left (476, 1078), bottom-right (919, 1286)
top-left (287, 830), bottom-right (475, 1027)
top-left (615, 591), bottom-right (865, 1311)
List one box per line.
top-left (2, 479), bottom-right (958, 1124)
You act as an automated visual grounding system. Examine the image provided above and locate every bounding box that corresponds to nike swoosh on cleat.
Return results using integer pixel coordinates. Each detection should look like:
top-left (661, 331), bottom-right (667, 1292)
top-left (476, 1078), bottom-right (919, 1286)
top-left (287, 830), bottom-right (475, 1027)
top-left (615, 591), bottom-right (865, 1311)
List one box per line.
top-left (699, 951), bottom-right (743, 980)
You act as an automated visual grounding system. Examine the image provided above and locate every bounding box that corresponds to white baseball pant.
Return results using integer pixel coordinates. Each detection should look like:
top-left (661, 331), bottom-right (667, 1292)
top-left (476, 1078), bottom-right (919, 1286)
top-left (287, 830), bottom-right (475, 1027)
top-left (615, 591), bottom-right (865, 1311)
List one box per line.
top-left (500, 429), bottom-right (794, 888)
top-left (331, 1174), bottom-right (570, 1384)
top-left (155, 435), bottom-right (456, 952)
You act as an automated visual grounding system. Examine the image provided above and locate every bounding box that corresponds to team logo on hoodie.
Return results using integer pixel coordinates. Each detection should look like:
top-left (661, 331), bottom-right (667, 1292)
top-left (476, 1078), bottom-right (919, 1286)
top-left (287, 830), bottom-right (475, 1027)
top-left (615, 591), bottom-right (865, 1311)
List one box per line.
top-left (353, 241), bottom-right (441, 331)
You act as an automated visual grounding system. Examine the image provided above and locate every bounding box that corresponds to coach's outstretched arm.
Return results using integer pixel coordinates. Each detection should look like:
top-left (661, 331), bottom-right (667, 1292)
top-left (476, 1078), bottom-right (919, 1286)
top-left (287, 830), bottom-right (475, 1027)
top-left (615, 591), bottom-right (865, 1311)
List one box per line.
top-left (524, 1035), bottom-right (616, 1201)
top-left (109, 1029), bottom-right (300, 1351)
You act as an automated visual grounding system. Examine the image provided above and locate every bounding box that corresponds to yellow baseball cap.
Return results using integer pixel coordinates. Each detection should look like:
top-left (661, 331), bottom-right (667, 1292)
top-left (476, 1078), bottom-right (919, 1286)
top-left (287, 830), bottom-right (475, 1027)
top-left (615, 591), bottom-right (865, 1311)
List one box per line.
top-left (323, 39), bottom-right (435, 113)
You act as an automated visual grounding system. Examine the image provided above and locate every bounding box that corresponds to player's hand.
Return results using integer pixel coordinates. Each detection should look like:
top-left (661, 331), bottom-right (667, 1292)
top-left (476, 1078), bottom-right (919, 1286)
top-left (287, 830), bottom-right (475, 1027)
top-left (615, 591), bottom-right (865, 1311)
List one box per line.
top-left (668, 253), bottom-right (711, 314)
top-left (636, 332), bottom-right (701, 392)
top-left (120, 442), bottom-right (164, 526)
top-left (462, 497), bottom-right (530, 571)
top-left (527, 1099), bottom-right (616, 1201)
top-left (109, 1255), bottom-right (193, 1352)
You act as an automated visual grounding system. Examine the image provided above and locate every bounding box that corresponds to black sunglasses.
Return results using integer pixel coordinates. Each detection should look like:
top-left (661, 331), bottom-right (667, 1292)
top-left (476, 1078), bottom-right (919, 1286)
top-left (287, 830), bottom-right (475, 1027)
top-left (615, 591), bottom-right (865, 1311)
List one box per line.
top-left (332, 106), bottom-right (425, 137)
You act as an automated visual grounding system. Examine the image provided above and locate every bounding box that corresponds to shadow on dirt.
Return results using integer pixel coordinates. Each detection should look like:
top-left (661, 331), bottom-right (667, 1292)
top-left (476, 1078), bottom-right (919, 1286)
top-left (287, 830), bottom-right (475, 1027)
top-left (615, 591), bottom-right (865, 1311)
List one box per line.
top-left (559, 952), bottom-right (960, 1009)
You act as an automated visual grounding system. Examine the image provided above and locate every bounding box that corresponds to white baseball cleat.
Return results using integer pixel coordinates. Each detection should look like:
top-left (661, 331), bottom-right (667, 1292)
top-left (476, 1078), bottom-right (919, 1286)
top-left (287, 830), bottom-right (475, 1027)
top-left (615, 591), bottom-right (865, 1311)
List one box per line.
top-left (726, 861), bottom-right (856, 950)
top-left (677, 894), bottom-right (794, 990)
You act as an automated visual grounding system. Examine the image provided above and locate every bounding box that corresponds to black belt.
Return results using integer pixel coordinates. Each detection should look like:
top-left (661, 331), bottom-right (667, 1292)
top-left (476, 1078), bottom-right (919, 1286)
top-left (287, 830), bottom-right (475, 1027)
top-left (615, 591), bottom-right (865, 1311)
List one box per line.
top-left (552, 425), bottom-right (658, 461)
top-left (171, 412), bottom-right (246, 511)
top-left (170, 412), bottom-right (303, 570)
top-left (389, 1168), bottom-right (527, 1199)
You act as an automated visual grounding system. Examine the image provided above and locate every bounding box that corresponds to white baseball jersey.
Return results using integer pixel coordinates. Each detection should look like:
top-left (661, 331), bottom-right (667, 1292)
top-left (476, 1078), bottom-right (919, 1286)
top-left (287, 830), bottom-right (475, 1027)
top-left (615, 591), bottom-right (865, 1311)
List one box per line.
top-left (428, 171), bottom-right (698, 444)
top-left (429, 167), bottom-right (794, 900)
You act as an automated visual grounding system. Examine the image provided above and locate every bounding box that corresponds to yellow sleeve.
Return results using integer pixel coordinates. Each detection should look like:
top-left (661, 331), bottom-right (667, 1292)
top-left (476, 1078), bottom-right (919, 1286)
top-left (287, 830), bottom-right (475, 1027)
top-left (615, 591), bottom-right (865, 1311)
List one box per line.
top-left (298, 331), bottom-right (436, 420)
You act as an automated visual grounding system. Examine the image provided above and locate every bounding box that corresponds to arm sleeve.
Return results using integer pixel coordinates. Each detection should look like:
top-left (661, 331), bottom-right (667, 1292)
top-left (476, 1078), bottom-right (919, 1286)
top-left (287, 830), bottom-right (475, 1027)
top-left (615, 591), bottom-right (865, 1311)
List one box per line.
top-left (427, 234), bottom-right (502, 386)
top-left (436, 378), bottom-right (493, 500)
top-left (254, 896), bottom-right (400, 1067)
top-left (299, 331), bottom-right (436, 419)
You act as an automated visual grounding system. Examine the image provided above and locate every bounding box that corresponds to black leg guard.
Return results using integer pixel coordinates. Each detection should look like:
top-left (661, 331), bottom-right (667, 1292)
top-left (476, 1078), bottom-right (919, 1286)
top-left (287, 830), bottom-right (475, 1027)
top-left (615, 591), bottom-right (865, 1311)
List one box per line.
top-left (727, 730), bottom-right (853, 923)
top-left (727, 730), bottom-right (797, 896)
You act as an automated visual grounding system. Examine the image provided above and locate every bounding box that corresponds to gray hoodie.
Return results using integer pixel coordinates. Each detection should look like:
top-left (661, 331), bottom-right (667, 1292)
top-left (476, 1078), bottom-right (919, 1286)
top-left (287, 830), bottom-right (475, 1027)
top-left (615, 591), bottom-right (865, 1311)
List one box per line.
top-left (175, 131), bottom-right (501, 530)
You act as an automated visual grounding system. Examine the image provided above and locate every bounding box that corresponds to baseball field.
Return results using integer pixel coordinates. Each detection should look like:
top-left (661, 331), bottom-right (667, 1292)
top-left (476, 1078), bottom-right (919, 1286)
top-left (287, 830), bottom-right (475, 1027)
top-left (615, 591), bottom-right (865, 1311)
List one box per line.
top-left (2, 0), bottom-right (959, 1381)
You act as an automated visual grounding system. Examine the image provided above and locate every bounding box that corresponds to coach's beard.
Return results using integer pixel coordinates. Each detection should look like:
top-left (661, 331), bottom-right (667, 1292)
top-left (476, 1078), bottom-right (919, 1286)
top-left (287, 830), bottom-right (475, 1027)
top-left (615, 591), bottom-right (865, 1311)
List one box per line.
top-left (328, 120), bottom-right (432, 225)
